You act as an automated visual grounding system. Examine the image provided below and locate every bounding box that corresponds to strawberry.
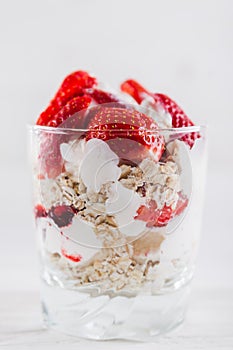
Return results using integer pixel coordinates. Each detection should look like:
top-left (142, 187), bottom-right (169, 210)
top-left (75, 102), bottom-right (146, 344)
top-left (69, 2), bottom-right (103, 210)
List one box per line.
top-left (135, 200), bottom-right (174, 227)
top-left (81, 89), bottom-right (126, 127)
top-left (155, 205), bottom-right (174, 227)
top-left (60, 70), bottom-right (96, 91)
top-left (87, 107), bottom-right (165, 162)
top-left (121, 79), bottom-right (151, 104)
top-left (36, 104), bottom-right (61, 126)
top-left (36, 71), bottom-right (96, 126)
top-left (47, 95), bottom-right (92, 128)
top-left (152, 93), bottom-right (200, 148)
top-left (173, 192), bottom-right (189, 216)
top-left (61, 248), bottom-right (82, 262)
top-left (136, 201), bottom-right (172, 227)
top-left (83, 102), bottom-right (126, 130)
top-left (39, 135), bottom-right (64, 178)
top-left (85, 88), bottom-right (119, 104)
top-left (121, 79), bottom-right (200, 148)
top-left (34, 204), bottom-right (47, 219)
top-left (48, 205), bottom-right (76, 228)
top-left (39, 95), bottom-right (92, 178)
top-left (135, 200), bottom-right (158, 227)
top-left (135, 192), bottom-right (188, 227)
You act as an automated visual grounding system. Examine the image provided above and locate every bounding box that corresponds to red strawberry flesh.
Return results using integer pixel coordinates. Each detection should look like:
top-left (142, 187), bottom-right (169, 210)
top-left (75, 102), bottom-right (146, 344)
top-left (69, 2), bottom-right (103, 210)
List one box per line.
top-left (87, 107), bottom-right (165, 162)
top-left (34, 204), bottom-right (47, 219)
top-left (135, 192), bottom-right (188, 227)
top-left (36, 71), bottom-right (96, 126)
top-left (85, 88), bottom-right (119, 104)
top-left (38, 95), bottom-right (92, 179)
top-left (60, 71), bottom-right (96, 91)
top-left (153, 93), bottom-right (200, 148)
top-left (39, 135), bottom-right (63, 179)
top-left (61, 248), bottom-right (82, 262)
top-left (121, 79), bottom-right (200, 148)
top-left (48, 205), bottom-right (76, 228)
top-left (121, 79), bottom-right (152, 104)
top-left (48, 95), bottom-right (92, 128)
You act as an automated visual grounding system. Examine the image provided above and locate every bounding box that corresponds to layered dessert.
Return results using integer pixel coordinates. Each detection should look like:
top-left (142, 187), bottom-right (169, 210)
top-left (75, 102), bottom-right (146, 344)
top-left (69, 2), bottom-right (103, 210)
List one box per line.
top-left (33, 71), bottom-right (201, 294)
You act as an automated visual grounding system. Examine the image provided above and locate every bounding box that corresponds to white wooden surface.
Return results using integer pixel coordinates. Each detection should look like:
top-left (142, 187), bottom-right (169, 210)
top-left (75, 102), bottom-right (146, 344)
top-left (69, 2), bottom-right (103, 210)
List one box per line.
top-left (0, 288), bottom-right (233, 350)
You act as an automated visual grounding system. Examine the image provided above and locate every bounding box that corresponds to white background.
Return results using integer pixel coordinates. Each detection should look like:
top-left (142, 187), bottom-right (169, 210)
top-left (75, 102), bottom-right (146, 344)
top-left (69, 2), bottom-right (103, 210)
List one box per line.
top-left (0, 0), bottom-right (232, 347)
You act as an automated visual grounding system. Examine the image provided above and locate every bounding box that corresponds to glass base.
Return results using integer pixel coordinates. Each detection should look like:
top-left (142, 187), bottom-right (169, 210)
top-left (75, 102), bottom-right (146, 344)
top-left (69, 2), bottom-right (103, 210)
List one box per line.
top-left (41, 279), bottom-right (190, 341)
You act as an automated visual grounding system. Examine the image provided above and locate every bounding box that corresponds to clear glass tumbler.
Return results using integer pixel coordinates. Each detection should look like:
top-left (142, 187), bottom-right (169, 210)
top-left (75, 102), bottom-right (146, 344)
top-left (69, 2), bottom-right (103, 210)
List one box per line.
top-left (28, 104), bottom-right (207, 341)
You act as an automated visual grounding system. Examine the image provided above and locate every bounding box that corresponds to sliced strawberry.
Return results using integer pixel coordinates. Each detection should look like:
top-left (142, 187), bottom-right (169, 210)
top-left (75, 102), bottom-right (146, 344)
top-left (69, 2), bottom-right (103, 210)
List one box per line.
top-left (48, 205), bottom-right (76, 228)
top-left (121, 79), bottom-right (200, 148)
top-left (135, 201), bottom-right (172, 227)
top-left (39, 135), bottom-right (63, 178)
top-left (34, 204), bottom-right (47, 219)
top-left (135, 193), bottom-right (188, 227)
top-left (61, 248), bottom-right (82, 262)
top-left (81, 89), bottom-right (124, 127)
top-left (153, 93), bottom-right (200, 148)
top-left (47, 95), bottom-right (92, 128)
top-left (83, 102), bottom-right (127, 130)
top-left (36, 71), bottom-right (96, 126)
top-left (173, 192), bottom-right (189, 216)
top-left (38, 96), bottom-right (92, 178)
top-left (135, 200), bottom-right (173, 227)
top-left (121, 79), bottom-right (152, 104)
top-left (60, 70), bottom-right (96, 91)
top-left (85, 88), bottom-right (119, 104)
top-left (52, 85), bottom-right (84, 109)
top-left (87, 107), bottom-right (165, 162)
top-left (155, 205), bottom-right (174, 227)
top-left (75, 89), bottom-right (122, 127)
top-left (135, 200), bottom-right (158, 227)
top-left (36, 104), bottom-right (61, 126)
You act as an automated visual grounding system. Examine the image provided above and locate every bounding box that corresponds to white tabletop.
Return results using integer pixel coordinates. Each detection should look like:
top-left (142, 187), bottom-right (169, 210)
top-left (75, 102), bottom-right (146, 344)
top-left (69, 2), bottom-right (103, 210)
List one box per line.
top-left (1, 287), bottom-right (233, 350)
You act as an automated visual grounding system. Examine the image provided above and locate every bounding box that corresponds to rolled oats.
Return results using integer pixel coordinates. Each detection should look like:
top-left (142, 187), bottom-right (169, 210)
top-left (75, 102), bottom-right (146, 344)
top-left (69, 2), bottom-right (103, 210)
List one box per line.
top-left (119, 164), bottom-right (132, 179)
top-left (45, 139), bottom-right (184, 293)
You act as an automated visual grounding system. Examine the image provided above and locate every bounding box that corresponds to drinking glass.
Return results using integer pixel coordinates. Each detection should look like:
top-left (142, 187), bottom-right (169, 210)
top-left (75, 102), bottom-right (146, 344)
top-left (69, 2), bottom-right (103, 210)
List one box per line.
top-left (28, 104), bottom-right (207, 341)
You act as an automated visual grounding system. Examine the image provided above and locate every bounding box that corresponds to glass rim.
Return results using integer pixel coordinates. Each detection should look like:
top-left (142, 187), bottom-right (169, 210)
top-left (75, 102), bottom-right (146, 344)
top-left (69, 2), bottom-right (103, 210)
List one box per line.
top-left (27, 124), bottom-right (207, 134)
